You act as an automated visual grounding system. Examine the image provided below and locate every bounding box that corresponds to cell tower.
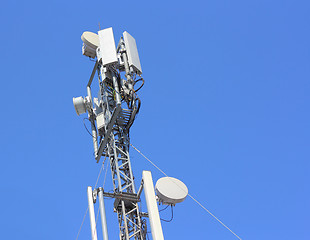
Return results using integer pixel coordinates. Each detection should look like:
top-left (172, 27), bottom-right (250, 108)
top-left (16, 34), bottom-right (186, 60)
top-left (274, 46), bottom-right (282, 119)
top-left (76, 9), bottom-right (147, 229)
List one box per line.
top-left (73, 27), bottom-right (188, 240)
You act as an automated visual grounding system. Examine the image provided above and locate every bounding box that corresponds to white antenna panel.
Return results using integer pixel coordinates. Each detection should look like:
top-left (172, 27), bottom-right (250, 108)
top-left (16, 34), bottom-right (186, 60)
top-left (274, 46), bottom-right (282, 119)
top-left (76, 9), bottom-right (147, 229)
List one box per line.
top-left (123, 31), bottom-right (142, 74)
top-left (155, 177), bottom-right (188, 205)
top-left (98, 27), bottom-right (118, 66)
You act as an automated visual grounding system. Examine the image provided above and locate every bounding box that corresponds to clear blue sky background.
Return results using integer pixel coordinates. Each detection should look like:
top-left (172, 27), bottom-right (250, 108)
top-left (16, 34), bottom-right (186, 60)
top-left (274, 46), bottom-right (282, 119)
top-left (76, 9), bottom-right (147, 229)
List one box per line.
top-left (0, 0), bottom-right (309, 239)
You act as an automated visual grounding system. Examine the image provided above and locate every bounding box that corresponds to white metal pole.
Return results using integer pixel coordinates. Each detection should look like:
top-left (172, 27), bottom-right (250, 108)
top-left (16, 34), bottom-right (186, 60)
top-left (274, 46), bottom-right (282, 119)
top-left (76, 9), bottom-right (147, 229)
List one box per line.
top-left (142, 171), bottom-right (164, 240)
top-left (87, 186), bottom-right (98, 240)
top-left (86, 86), bottom-right (98, 155)
top-left (98, 187), bottom-right (109, 240)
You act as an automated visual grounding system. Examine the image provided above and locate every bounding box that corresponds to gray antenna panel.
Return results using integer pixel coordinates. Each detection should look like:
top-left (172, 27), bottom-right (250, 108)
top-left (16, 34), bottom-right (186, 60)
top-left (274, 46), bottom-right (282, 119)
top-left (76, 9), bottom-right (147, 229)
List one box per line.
top-left (123, 31), bottom-right (142, 74)
top-left (98, 27), bottom-right (118, 66)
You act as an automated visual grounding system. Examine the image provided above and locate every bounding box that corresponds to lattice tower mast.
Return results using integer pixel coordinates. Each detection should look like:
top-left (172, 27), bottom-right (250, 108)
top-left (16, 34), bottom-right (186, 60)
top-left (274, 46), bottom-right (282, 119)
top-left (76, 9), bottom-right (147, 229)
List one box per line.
top-left (74, 28), bottom-right (146, 240)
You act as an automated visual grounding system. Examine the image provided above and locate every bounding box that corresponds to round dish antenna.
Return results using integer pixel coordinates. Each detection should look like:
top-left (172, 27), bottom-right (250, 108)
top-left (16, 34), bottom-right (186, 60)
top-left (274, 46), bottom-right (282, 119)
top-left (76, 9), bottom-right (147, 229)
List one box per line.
top-left (155, 177), bottom-right (188, 205)
top-left (81, 31), bottom-right (99, 49)
top-left (73, 96), bottom-right (86, 116)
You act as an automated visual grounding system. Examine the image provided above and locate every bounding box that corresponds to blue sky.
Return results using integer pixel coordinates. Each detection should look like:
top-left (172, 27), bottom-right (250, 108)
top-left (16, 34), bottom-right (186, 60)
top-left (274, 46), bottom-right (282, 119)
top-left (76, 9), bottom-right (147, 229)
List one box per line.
top-left (0, 0), bottom-right (309, 239)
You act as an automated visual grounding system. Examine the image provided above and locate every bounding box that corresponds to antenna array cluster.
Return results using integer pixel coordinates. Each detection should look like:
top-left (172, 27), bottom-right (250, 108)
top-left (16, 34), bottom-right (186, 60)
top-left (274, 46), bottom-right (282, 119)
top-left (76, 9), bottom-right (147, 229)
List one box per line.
top-left (73, 27), bottom-right (187, 240)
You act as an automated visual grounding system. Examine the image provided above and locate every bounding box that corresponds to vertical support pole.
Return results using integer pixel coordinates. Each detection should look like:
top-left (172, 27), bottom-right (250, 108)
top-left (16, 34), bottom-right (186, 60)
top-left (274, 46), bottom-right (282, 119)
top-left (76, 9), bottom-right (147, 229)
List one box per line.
top-left (87, 186), bottom-right (98, 240)
top-left (111, 73), bottom-right (121, 105)
top-left (87, 86), bottom-right (98, 155)
top-left (98, 188), bottom-right (109, 240)
top-left (120, 43), bottom-right (133, 90)
top-left (142, 171), bottom-right (164, 240)
top-left (121, 201), bottom-right (130, 240)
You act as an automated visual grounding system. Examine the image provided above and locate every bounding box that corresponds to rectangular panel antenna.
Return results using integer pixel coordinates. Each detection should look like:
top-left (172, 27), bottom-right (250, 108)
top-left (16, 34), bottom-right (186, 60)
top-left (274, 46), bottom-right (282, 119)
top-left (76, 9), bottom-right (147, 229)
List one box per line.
top-left (98, 28), bottom-right (118, 66)
top-left (123, 31), bottom-right (142, 74)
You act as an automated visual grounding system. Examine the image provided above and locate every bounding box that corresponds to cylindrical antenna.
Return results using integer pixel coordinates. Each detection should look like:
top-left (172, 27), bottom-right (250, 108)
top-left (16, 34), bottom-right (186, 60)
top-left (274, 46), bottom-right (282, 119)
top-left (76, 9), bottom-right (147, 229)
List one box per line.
top-left (143, 171), bottom-right (164, 240)
top-left (98, 188), bottom-right (109, 240)
top-left (87, 186), bottom-right (98, 240)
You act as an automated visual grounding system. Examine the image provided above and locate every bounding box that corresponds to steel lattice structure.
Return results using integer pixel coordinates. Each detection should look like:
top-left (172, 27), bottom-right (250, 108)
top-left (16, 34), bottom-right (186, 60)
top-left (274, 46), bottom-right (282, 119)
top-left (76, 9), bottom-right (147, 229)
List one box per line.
top-left (99, 65), bottom-right (145, 239)
top-left (74, 29), bottom-right (147, 240)
top-left (73, 26), bottom-right (191, 240)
